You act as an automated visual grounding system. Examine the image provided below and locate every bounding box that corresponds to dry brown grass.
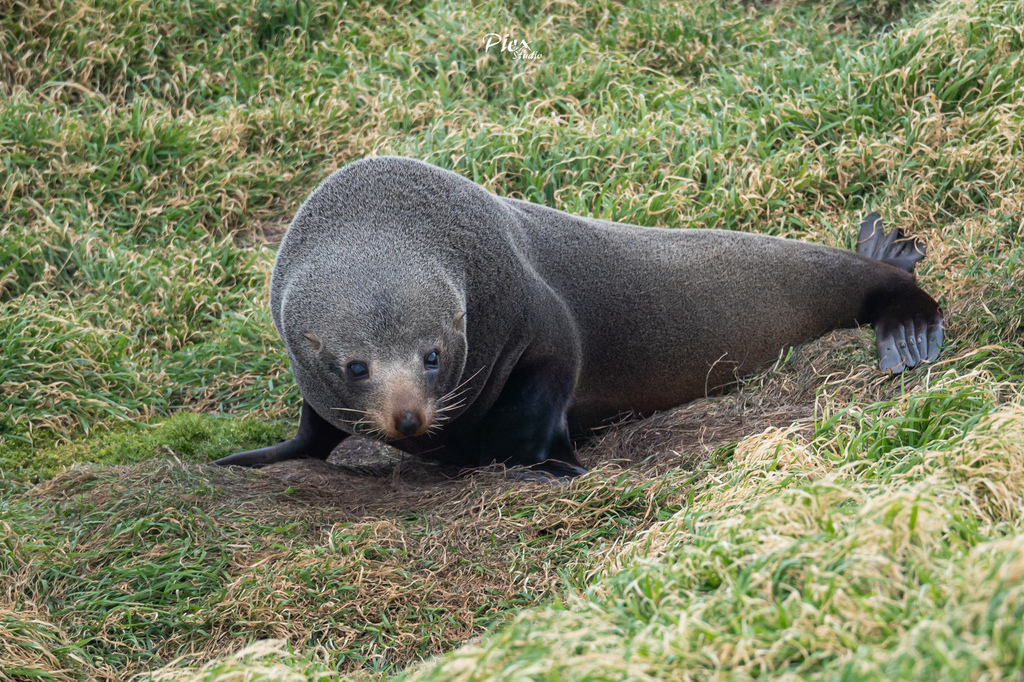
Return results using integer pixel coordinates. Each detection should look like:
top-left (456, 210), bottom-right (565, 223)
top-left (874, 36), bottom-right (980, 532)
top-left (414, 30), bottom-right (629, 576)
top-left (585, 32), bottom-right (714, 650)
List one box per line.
top-left (0, 607), bottom-right (94, 682)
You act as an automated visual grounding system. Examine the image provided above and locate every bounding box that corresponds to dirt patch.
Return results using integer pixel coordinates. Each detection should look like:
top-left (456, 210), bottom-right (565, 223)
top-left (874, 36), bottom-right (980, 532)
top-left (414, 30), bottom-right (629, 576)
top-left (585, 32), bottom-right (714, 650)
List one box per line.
top-left (233, 219), bottom-right (291, 248)
top-left (255, 439), bottom-right (462, 513)
top-left (578, 399), bottom-right (816, 473)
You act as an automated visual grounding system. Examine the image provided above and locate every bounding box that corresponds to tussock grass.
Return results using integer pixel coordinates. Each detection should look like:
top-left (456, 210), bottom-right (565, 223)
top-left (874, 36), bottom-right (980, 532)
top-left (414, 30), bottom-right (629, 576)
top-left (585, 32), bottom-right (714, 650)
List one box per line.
top-left (407, 386), bottom-right (1024, 681)
top-left (2, 0), bottom-right (1024, 678)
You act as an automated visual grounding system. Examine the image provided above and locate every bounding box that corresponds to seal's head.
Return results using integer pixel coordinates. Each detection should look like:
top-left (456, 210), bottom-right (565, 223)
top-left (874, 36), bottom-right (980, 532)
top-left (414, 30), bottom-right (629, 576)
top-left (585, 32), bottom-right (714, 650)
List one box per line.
top-left (281, 260), bottom-right (469, 441)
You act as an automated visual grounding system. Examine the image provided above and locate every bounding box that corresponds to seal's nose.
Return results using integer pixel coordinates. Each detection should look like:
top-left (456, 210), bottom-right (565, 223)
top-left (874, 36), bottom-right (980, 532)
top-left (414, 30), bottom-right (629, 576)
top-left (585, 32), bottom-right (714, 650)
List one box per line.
top-left (395, 411), bottom-right (422, 436)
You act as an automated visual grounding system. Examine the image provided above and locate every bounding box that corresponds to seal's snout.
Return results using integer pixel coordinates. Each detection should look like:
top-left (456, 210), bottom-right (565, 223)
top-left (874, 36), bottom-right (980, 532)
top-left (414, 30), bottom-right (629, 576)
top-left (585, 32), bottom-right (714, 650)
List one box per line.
top-left (395, 410), bottom-right (423, 436)
top-left (369, 372), bottom-right (435, 439)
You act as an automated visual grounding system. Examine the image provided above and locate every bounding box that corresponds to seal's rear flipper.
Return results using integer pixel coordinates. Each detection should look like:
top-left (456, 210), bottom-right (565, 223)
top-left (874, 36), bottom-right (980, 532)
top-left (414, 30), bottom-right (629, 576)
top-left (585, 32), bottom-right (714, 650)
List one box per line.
top-left (868, 277), bottom-right (944, 374)
top-left (858, 212), bottom-right (926, 273)
top-left (874, 308), bottom-right (944, 374)
top-left (215, 401), bottom-right (347, 468)
top-left (856, 213), bottom-right (944, 373)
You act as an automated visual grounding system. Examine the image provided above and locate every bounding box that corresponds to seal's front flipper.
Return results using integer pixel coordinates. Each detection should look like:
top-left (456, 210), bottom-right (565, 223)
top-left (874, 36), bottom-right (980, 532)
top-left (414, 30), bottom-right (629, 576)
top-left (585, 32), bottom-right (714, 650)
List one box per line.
top-left (857, 212), bottom-right (926, 273)
top-left (526, 459), bottom-right (588, 479)
top-left (464, 358), bottom-right (588, 477)
top-left (476, 458), bottom-right (587, 483)
top-left (501, 459), bottom-right (588, 483)
top-left (215, 400), bottom-right (348, 468)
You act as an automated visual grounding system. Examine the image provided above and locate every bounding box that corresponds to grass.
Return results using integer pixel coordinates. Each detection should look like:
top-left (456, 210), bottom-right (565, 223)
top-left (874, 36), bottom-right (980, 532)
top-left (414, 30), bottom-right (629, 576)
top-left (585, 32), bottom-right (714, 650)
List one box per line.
top-left (2, 0), bottom-right (1024, 678)
top-left (2, 454), bottom-right (690, 678)
top-left (404, 373), bottom-right (1024, 681)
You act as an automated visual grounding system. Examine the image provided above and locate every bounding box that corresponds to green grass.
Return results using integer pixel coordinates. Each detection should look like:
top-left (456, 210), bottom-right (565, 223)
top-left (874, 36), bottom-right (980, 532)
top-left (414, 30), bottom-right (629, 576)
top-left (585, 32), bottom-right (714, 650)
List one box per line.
top-left (2, 0), bottom-right (1024, 678)
top-left (0, 413), bottom-right (292, 481)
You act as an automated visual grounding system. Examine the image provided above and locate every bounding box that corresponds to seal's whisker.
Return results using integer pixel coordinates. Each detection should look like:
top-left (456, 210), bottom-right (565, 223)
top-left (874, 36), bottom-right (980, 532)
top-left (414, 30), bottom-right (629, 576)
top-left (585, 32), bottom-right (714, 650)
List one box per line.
top-left (439, 387), bottom-right (473, 406)
top-left (437, 385), bottom-right (476, 410)
top-left (436, 398), bottom-right (467, 411)
top-left (339, 413), bottom-right (368, 425)
top-left (412, 444), bottom-right (447, 457)
top-left (331, 406), bottom-right (372, 415)
top-left (435, 405), bottom-right (465, 418)
top-left (440, 366), bottom-right (485, 403)
top-left (337, 413), bottom-right (391, 439)
top-left (353, 420), bottom-right (387, 438)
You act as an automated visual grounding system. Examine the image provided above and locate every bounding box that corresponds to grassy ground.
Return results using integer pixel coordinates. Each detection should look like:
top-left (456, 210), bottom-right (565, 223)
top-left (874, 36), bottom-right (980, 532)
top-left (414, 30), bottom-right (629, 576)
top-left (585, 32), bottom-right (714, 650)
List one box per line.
top-left (2, 0), bottom-right (1023, 679)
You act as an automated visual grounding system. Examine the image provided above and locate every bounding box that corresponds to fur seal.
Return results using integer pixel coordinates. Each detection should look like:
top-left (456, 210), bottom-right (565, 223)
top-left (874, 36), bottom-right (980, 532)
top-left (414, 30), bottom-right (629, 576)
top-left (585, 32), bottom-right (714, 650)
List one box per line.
top-left (215, 156), bottom-right (944, 477)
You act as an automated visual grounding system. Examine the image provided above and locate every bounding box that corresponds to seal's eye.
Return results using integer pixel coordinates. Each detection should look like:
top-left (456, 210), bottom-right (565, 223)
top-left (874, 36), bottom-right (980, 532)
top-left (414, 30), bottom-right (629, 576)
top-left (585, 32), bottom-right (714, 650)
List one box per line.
top-left (346, 361), bottom-right (369, 381)
top-left (424, 350), bottom-right (440, 370)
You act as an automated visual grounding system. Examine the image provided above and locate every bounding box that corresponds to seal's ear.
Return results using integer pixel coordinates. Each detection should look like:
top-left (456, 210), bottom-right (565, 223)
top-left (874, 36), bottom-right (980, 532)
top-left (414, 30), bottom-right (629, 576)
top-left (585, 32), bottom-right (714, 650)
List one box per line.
top-left (303, 332), bottom-right (322, 352)
top-left (453, 311), bottom-right (466, 333)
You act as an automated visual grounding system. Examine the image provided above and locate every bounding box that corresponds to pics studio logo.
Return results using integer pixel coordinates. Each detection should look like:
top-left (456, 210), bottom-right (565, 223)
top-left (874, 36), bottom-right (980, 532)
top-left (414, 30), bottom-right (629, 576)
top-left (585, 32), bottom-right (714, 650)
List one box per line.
top-left (482, 33), bottom-right (544, 60)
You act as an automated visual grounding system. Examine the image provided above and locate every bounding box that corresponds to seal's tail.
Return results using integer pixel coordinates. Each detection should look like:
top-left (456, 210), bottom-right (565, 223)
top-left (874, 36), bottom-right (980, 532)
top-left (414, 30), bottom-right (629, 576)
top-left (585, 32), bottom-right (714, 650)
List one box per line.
top-left (857, 212), bottom-right (944, 374)
top-left (857, 211), bottom-right (926, 273)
